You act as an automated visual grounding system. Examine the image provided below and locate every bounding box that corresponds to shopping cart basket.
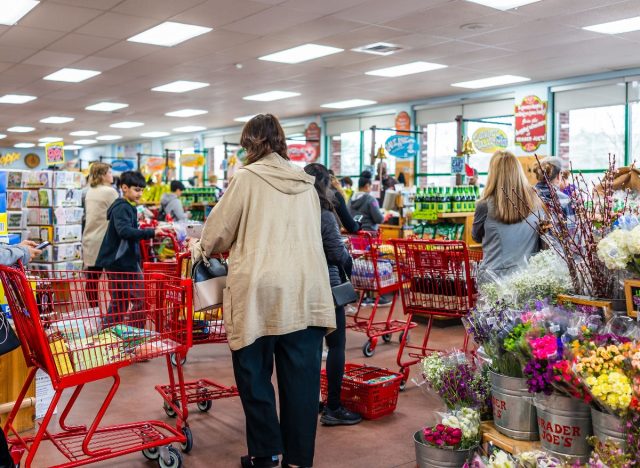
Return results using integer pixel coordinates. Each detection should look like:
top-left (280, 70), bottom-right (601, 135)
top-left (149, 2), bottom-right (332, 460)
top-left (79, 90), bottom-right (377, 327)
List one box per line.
top-left (391, 239), bottom-right (481, 389)
top-left (148, 252), bottom-right (238, 451)
top-left (140, 223), bottom-right (183, 264)
top-left (346, 231), bottom-right (417, 357)
top-left (1, 266), bottom-right (192, 468)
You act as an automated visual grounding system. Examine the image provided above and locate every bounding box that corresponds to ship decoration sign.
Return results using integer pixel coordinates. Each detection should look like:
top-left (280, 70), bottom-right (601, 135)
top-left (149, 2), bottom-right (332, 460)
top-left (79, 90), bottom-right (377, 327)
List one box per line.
top-left (471, 127), bottom-right (508, 154)
top-left (384, 135), bottom-right (419, 159)
top-left (515, 95), bottom-right (548, 152)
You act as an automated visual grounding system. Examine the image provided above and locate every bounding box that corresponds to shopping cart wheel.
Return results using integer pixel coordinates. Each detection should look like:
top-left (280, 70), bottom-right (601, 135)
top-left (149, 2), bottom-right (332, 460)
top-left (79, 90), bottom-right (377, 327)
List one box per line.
top-left (142, 447), bottom-right (160, 461)
top-left (158, 446), bottom-right (182, 468)
top-left (170, 353), bottom-right (187, 367)
top-left (382, 333), bottom-right (392, 343)
top-left (362, 341), bottom-right (375, 358)
top-left (399, 331), bottom-right (410, 343)
top-left (399, 367), bottom-right (410, 392)
top-left (180, 427), bottom-right (193, 453)
top-left (197, 400), bottom-right (212, 412)
top-left (163, 400), bottom-right (179, 418)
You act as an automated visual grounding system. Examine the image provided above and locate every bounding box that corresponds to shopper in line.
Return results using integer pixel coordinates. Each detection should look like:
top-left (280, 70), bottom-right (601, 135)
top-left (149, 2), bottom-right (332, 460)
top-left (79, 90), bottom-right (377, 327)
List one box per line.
top-left (534, 156), bottom-right (574, 218)
top-left (377, 161), bottom-right (398, 205)
top-left (348, 175), bottom-right (383, 232)
top-left (340, 176), bottom-right (353, 201)
top-left (82, 162), bottom-right (118, 308)
top-left (329, 172), bottom-right (360, 233)
top-left (0, 240), bottom-right (42, 468)
top-left (159, 180), bottom-right (189, 222)
top-left (96, 171), bottom-right (165, 326)
top-left (304, 163), bottom-right (362, 427)
top-left (472, 150), bottom-right (542, 284)
top-left (192, 114), bottom-right (335, 468)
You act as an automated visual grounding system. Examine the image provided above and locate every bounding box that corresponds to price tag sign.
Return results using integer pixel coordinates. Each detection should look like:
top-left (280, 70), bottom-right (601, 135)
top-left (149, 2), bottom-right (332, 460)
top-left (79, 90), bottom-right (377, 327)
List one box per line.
top-left (413, 210), bottom-right (438, 221)
top-left (451, 156), bottom-right (464, 174)
top-left (45, 141), bottom-right (65, 166)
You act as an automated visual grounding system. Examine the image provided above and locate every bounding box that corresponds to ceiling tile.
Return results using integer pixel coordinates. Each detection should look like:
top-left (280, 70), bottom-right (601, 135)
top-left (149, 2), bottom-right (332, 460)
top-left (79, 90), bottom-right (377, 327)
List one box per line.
top-left (321, 25), bottom-right (410, 49)
top-left (280, 0), bottom-right (369, 14)
top-left (23, 50), bottom-right (84, 67)
top-left (46, 33), bottom-right (118, 55)
top-left (223, 6), bottom-right (321, 35)
top-left (48, 0), bottom-right (123, 9)
top-left (95, 41), bottom-right (156, 61)
top-left (71, 56), bottom-right (130, 71)
top-left (75, 12), bottom-right (160, 40)
top-left (0, 27), bottom-right (66, 50)
top-left (0, 46), bottom-right (38, 63)
top-left (19, 3), bottom-right (104, 32)
top-left (381, 0), bottom-right (492, 32)
top-left (264, 16), bottom-right (366, 45)
top-left (113, 0), bottom-right (207, 19)
top-left (171, 0), bottom-right (272, 28)
top-left (334, 0), bottom-right (453, 25)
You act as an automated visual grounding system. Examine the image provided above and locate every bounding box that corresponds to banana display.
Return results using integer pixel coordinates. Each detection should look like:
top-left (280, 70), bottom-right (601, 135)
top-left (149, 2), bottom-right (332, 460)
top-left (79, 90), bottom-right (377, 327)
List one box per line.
top-left (140, 183), bottom-right (170, 203)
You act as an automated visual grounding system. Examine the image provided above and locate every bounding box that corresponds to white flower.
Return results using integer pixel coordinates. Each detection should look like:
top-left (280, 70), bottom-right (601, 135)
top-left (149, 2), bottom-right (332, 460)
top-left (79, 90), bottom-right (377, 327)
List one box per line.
top-left (627, 225), bottom-right (640, 255)
top-left (597, 229), bottom-right (631, 270)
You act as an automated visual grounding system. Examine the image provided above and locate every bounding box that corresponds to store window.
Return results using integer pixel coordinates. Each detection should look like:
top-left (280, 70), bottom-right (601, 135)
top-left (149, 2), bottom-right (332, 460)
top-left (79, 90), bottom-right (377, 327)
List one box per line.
top-left (329, 132), bottom-right (361, 176)
top-left (363, 129), bottom-right (396, 176)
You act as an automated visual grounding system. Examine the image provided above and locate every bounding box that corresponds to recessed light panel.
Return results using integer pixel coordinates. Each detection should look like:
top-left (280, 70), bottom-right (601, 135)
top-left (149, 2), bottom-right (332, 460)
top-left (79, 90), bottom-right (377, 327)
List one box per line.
top-left (259, 44), bottom-right (343, 64)
top-left (173, 126), bottom-right (206, 133)
top-left (243, 91), bottom-right (300, 102)
top-left (464, 0), bottom-right (542, 10)
top-left (128, 21), bottom-right (212, 47)
top-left (14, 143), bottom-right (35, 148)
top-left (321, 99), bottom-right (377, 109)
top-left (0, 1), bottom-right (40, 26)
top-left (152, 80), bottom-right (210, 93)
top-left (38, 137), bottom-right (62, 143)
top-left (366, 61), bottom-right (447, 77)
top-left (65, 145), bottom-right (82, 150)
top-left (74, 139), bottom-right (96, 145)
top-left (70, 130), bottom-right (97, 136)
top-left (0, 94), bottom-right (37, 104)
top-left (40, 116), bottom-right (74, 124)
top-left (8, 126), bottom-right (35, 133)
top-left (86, 102), bottom-right (128, 112)
top-left (584, 16), bottom-right (640, 34)
top-left (0, 134), bottom-right (6, 140)
top-left (96, 135), bottom-right (122, 141)
top-left (44, 68), bottom-right (101, 83)
top-left (165, 109), bottom-right (208, 118)
top-left (141, 131), bottom-right (170, 138)
top-left (234, 115), bottom-right (256, 123)
top-left (451, 74), bottom-right (530, 88)
top-left (110, 121), bottom-right (144, 128)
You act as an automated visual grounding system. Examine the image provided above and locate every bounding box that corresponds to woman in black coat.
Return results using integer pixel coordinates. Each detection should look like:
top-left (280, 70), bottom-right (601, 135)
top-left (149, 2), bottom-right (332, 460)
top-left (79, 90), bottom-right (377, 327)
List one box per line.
top-left (304, 164), bottom-right (362, 426)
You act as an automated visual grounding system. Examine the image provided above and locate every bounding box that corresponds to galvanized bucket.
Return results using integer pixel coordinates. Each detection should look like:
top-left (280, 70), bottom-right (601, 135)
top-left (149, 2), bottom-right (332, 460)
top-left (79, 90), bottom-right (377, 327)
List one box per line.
top-left (591, 408), bottom-right (626, 447)
top-left (534, 393), bottom-right (592, 463)
top-left (413, 431), bottom-right (476, 468)
top-left (489, 371), bottom-right (539, 441)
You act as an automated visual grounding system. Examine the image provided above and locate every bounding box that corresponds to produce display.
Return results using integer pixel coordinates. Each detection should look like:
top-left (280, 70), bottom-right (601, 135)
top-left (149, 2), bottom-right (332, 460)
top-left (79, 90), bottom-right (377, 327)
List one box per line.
top-left (140, 182), bottom-right (169, 203)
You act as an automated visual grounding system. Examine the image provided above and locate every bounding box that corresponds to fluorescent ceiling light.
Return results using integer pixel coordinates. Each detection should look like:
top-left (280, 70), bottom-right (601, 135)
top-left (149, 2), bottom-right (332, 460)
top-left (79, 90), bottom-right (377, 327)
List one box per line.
top-left (243, 91), bottom-right (300, 102)
top-left (14, 143), bottom-right (35, 148)
top-left (110, 121), bottom-right (144, 128)
top-left (583, 16), bottom-right (640, 34)
top-left (0, 94), bottom-right (37, 104)
top-left (0, 0), bottom-right (40, 26)
top-left (234, 115), bottom-right (256, 123)
top-left (8, 126), bottom-right (35, 133)
top-left (165, 109), bottom-right (208, 118)
top-left (40, 116), bottom-right (74, 124)
top-left (141, 131), bottom-right (170, 138)
top-left (152, 80), bottom-right (210, 93)
top-left (74, 139), bottom-right (96, 145)
top-left (173, 126), bottom-right (206, 133)
top-left (44, 68), bottom-right (101, 83)
top-left (463, 0), bottom-right (542, 10)
top-left (85, 102), bottom-right (128, 112)
top-left (96, 135), bottom-right (122, 141)
top-left (259, 44), bottom-right (343, 64)
top-left (321, 99), bottom-right (377, 109)
top-left (70, 130), bottom-right (97, 136)
top-left (65, 145), bottom-right (82, 150)
top-left (38, 137), bottom-right (62, 143)
top-left (128, 21), bottom-right (212, 47)
top-left (451, 74), bottom-right (530, 88)
top-left (0, 134), bottom-right (6, 140)
top-left (366, 61), bottom-right (447, 77)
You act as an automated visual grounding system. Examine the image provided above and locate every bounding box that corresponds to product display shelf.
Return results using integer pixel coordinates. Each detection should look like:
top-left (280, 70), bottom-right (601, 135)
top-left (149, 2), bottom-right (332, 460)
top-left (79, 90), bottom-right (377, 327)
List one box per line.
top-left (408, 212), bottom-right (480, 249)
top-left (480, 421), bottom-right (541, 455)
top-left (0, 348), bottom-right (35, 433)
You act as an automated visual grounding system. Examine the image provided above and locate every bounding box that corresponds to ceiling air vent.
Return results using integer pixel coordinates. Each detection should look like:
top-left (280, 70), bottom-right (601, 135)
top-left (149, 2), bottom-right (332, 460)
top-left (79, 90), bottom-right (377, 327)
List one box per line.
top-left (352, 42), bottom-right (403, 56)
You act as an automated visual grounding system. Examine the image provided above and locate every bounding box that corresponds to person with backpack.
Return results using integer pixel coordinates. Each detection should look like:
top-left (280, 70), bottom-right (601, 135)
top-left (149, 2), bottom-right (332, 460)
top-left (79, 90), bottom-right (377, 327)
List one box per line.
top-left (159, 181), bottom-right (188, 222)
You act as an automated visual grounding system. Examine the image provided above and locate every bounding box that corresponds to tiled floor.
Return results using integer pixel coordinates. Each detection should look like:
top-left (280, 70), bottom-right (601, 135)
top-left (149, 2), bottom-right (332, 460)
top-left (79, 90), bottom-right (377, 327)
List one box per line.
top-left (21, 309), bottom-right (466, 468)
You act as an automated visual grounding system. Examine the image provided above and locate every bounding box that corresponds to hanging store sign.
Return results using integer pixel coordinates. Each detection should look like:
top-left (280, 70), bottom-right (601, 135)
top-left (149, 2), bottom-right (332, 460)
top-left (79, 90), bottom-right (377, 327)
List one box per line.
top-left (288, 143), bottom-right (318, 163)
top-left (111, 159), bottom-right (134, 172)
top-left (471, 127), bottom-right (508, 154)
top-left (180, 153), bottom-right (205, 168)
top-left (0, 152), bottom-right (20, 166)
top-left (395, 111), bottom-right (411, 136)
top-left (45, 141), bottom-right (65, 166)
top-left (304, 122), bottom-right (321, 162)
top-left (384, 134), bottom-right (418, 159)
top-left (146, 157), bottom-right (166, 172)
top-left (515, 95), bottom-right (547, 152)
top-left (451, 157), bottom-right (465, 174)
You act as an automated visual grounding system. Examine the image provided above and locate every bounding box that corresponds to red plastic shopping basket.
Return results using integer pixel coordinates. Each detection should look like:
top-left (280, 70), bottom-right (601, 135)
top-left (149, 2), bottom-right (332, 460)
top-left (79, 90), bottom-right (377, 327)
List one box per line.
top-left (321, 364), bottom-right (402, 420)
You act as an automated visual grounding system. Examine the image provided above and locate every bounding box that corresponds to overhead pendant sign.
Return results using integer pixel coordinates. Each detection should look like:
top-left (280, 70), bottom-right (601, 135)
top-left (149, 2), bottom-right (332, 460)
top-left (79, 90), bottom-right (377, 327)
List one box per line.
top-left (111, 159), bottom-right (134, 172)
top-left (180, 153), bottom-right (205, 167)
top-left (471, 127), bottom-right (508, 154)
top-left (515, 95), bottom-right (547, 152)
top-left (45, 141), bottom-right (65, 166)
top-left (288, 143), bottom-right (318, 163)
top-left (384, 134), bottom-right (418, 159)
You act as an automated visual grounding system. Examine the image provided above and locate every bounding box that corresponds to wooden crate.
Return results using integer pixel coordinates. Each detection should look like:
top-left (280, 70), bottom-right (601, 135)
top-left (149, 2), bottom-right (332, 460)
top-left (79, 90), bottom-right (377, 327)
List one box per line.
top-left (481, 421), bottom-right (541, 455)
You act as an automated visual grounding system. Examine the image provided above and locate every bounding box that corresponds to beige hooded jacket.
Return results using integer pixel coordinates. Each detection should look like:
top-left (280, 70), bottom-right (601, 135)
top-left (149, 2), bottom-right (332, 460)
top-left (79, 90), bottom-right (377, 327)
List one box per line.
top-left (193, 152), bottom-right (336, 351)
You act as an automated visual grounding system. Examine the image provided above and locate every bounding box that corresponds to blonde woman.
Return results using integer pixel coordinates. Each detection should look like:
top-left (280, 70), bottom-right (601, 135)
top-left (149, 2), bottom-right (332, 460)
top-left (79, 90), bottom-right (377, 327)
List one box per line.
top-left (82, 162), bottom-right (118, 307)
top-left (471, 151), bottom-right (542, 283)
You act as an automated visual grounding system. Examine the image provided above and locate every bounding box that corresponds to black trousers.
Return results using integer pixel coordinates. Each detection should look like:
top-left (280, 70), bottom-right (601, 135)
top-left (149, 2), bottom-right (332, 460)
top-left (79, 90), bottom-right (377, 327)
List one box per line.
top-left (85, 266), bottom-right (103, 309)
top-left (232, 327), bottom-right (325, 467)
top-left (105, 270), bottom-right (145, 328)
top-left (0, 429), bottom-right (12, 468)
top-left (325, 306), bottom-right (346, 410)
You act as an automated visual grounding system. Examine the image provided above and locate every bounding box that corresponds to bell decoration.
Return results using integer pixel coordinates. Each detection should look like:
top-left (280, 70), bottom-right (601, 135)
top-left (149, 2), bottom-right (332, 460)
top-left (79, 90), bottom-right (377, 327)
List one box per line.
top-left (461, 137), bottom-right (475, 156)
top-left (376, 145), bottom-right (387, 160)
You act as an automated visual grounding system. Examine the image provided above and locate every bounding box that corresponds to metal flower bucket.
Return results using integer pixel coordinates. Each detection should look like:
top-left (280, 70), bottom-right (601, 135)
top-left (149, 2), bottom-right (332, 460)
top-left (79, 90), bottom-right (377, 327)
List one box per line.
top-left (413, 431), bottom-right (476, 468)
top-left (489, 371), bottom-right (539, 440)
top-left (534, 393), bottom-right (592, 463)
top-left (591, 407), bottom-right (626, 447)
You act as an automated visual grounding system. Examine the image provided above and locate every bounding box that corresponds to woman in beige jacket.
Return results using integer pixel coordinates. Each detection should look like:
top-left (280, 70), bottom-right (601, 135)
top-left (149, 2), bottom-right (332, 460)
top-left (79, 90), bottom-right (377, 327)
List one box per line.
top-left (192, 114), bottom-right (335, 468)
top-left (82, 162), bottom-right (118, 307)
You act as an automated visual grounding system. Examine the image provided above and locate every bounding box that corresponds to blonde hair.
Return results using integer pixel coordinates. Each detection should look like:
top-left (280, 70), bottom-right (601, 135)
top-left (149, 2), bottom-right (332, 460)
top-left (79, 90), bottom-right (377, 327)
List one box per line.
top-left (88, 162), bottom-right (111, 187)
top-left (482, 150), bottom-right (538, 224)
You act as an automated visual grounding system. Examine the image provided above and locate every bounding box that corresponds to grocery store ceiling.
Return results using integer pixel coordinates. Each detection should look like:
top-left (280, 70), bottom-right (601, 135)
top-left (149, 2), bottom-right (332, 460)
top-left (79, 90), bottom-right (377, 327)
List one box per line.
top-left (0, 0), bottom-right (639, 145)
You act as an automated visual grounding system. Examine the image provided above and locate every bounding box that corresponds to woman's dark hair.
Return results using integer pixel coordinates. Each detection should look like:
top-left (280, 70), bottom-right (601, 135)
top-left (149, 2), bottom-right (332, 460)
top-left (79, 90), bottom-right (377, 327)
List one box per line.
top-left (534, 161), bottom-right (561, 183)
top-left (358, 176), bottom-right (372, 189)
top-left (240, 114), bottom-right (289, 164)
top-left (304, 163), bottom-right (335, 211)
top-left (120, 171), bottom-right (146, 188)
top-left (360, 170), bottom-right (373, 179)
top-left (341, 176), bottom-right (353, 187)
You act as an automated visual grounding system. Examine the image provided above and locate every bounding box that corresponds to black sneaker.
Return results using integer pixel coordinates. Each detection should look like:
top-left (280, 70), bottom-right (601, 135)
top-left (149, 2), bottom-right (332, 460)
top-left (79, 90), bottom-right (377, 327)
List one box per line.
top-left (320, 406), bottom-right (363, 426)
top-left (377, 296), bottom-right (392, 305)
top-left (240, 455), bottom-right (279, 467)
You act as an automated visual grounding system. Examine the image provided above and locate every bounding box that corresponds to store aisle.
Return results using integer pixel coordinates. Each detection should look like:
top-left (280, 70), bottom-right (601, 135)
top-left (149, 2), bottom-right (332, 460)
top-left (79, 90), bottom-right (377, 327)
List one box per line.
top-left (31, 319), bottom-right (464, 468)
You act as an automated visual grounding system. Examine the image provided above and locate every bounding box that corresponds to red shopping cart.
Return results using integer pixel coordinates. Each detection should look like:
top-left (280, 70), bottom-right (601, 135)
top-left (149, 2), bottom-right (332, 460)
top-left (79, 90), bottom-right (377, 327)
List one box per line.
top-left (346, 232), bottom-right (417, 357)
top-left (140, 223), bottom-right (183, 264)
top-left (391, 239), bottom-right (482, 389)
top-left (1, 266), bottom-right (193, 468)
